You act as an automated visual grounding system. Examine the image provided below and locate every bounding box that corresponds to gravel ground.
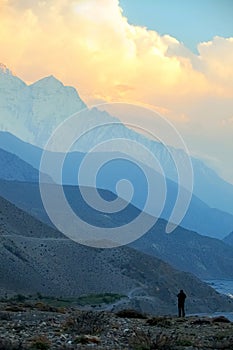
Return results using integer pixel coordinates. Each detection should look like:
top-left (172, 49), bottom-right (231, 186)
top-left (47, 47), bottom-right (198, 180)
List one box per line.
top-left (0, 302), bottom-right (233, 349)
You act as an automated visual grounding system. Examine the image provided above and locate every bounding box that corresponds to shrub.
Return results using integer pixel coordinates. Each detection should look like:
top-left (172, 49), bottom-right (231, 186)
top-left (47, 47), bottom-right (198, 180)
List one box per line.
top-left (29, 335), bottom-right (51, 350)
top-left (128, 329), bottom-right (152, 350)
top-left (116, 309), bottom-right (147, 319)
top-left (147, 317), bottom-right (172, 327)
top-left (63, 311), bottom-right (106, 335)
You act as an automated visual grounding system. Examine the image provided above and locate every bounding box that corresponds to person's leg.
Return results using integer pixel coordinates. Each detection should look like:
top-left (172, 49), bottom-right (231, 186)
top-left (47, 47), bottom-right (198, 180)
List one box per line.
top-left (182, 305), bottom-right (185, 317)
top-left (178, 306), bottom-right (181, 317)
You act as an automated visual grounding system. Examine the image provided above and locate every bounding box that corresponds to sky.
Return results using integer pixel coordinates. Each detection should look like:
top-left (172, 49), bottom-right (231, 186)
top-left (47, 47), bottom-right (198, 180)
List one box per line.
top-left (0, 0), bottom-right (233, 183)
top-left (120, 0), bottom-right (233, 52)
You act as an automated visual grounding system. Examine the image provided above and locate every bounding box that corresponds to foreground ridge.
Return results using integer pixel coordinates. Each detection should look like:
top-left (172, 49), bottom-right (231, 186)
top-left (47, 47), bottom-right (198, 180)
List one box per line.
top-left (0, 300), bottom-right (233, 349)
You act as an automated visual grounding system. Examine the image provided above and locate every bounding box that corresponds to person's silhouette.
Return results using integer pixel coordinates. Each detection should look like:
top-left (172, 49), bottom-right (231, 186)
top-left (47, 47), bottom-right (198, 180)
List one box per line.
top-left (177, 289), bottom-right (186, 317)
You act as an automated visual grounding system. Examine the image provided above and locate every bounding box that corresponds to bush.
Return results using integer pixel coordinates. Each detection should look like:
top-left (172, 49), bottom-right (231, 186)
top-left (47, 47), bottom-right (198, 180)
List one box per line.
top-left (29, 335), bottom-right (51, 350)
top-left (116, 309), bottom-right (147, 319)
top-left (128, 329), bottom-right (152, 350)
top-left (63, 311), bottom-right (106, 335)
top-left (147, 317), bottom-right (172, 327)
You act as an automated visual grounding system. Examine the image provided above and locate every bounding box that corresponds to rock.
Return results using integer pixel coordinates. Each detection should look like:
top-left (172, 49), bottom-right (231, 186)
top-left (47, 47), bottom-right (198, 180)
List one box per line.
top-left (212, 316), bottom-right (231, 323)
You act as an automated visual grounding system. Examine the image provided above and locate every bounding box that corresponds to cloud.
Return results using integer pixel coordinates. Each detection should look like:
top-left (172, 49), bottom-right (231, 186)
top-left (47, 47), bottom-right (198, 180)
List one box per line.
top-left (1, 0), bottom-right (232, 103)
top-left (0, 0), bottom-right (233, 182)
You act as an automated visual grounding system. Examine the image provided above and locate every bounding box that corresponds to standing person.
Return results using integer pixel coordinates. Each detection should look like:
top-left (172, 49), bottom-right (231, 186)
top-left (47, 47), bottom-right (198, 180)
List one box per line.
top-left (177, 289), bottom-right (186, 317)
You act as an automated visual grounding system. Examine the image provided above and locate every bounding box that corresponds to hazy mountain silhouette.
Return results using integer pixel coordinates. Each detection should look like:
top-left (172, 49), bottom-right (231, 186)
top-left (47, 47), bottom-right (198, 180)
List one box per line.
top-left (0, 134), bottom-right (232, 239)
top-left (0, 179), bottom-right (233, 280)
top-left (0, 65), bottom-right (233, 216)
top-left (0, 148), bottom-right (52, 183)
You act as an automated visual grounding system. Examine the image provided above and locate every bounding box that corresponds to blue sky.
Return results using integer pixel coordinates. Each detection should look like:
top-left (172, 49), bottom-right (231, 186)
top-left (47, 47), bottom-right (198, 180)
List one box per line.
top-left (119, 0), bottom-right (233, 52)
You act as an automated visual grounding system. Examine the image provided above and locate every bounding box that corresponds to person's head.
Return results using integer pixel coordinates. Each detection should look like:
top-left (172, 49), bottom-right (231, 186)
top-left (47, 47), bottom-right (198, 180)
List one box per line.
top-left (180, 289), bottom-right (183, 293)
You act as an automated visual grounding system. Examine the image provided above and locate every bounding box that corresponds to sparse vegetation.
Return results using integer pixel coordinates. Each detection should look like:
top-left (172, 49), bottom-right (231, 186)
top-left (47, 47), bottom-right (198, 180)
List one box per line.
top-left (76, 292), bottom-right (125, 306)
top-left (63, 311), bottom-right (106, 335)
top-left (29, 335), bottom-right (51, 350)
top-left (128, 329), bottom-right (152, 350)
top-left (74, 335), bottom-right (101, 344)
top-left (0, 292), bottom-right (125, 308)
top-left (147, 316), bottom-right (172, 327)
top-left (175, 338), bottom-right (193, 346)
top-left (0, 304), bottom-right (233, 350)
top-left (116, 309), bottom-right (147, 319)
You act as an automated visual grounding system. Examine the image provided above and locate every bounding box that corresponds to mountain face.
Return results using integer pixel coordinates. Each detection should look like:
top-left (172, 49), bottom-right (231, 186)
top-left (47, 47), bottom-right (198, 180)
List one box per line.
top-left (0, 148), bottom-right (50, 183)
top-left (0, 64), bottom-right (86, 146)
top-left (0, 179), bottom-right (233, 280)
top-left (223, 231), bottom-right (233, 246)
top-left (0, 65), bottom-right (233, 217)
top-left (0, 194), bottom-right (232, 315)
top-left (0, 135), bottom-right (232, 239)
top-left (131, 221), bottom-right (233, 280)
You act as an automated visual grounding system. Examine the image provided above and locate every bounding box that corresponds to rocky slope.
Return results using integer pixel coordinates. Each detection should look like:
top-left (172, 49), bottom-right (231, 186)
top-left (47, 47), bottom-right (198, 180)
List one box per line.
top-left (0, 195), bottom-right (232, 315)
top-left (131, 220), bottom-right (233, 280)
top-left (0, 302), bottom-right (233, 349)
top-left (0, 180), bottom-right (233, 280)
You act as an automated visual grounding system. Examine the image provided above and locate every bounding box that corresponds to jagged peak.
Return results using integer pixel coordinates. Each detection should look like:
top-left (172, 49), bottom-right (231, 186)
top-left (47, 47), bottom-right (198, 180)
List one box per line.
top-left (30, 75), bottom-right (64, 89)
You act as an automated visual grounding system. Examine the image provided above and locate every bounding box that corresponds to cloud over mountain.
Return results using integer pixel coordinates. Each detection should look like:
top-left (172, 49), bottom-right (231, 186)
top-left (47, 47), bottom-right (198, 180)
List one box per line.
top-left (0, 0), bottom-right (233, 182)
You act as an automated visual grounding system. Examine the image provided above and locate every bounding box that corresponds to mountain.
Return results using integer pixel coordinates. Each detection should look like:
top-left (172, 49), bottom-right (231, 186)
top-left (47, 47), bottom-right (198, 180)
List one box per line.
top-left (131, 221), bottom-right (233, 280)
top-left (0, 148), bottom-right (53, 183)
top-left (0, 64), bottom-right (86, 146)
top-left (0, 190), bottom-right (63, 239)
top-left (0, 194), bottom-right (232, 315)
top-left (0, 65), bottom-right (233, 216)
top-left (0, 179), bottom-right (233, 280)
top-left (223, 231), bottom-right (233, 246)
top-left (0, 134), bottom-right (232, 239)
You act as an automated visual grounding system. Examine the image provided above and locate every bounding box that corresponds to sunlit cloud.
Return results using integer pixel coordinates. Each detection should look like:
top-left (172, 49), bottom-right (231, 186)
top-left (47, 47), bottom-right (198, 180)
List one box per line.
top-left (0, 0), bottom-right (233, 182)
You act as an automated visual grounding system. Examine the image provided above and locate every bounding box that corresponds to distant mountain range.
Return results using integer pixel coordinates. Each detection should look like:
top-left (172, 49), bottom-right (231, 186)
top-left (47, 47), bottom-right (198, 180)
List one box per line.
top-left (0, 148), bottom-right (52, 183)
top-left (0, 64), bottom-right (233, 217)
top-left (0, 193), bottom-right (232, 315)
top-left (1, 63), bottom-right (233, 306)
top-left (0, 135), bottom-right (232, 239)
top-left (0, 178), bottom-right (233, 280)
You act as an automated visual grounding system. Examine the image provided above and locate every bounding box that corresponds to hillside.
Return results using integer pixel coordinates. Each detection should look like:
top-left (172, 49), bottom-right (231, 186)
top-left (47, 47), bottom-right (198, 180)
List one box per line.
top-left (223, 231), bottom-right (233, 246)
top-left (0, 194), bottom-right (232, 315)
top-left (0, 179), bottom-right (233, 280)
top-left (0, 148), bottom-right (53, 183)
top-left (0, 143), bottom-right (232, 239)
top-left (131, 221), bottom-right (233, 279)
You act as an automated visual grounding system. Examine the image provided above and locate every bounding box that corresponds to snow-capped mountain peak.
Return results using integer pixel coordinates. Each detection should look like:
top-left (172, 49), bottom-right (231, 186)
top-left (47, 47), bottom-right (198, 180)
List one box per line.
top-left (30, 75), bottom-right (64, 91)
top-left (0, 66), bottom-right (86, 146)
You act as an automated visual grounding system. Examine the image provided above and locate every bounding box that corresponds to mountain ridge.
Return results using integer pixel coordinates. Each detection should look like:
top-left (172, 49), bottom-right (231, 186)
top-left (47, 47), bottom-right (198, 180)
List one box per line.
top-left (0, 193), bottom-right (232, 315)
top-left (0, 179), bottom-right (233, 280)
top-left (0, 134), bottom-right (232, 239)
top-left (0, 64), bottom-right (233, 216)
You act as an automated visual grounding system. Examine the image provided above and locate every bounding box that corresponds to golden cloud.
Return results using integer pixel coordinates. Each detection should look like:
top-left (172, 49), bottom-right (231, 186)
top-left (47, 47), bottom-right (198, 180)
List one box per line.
top-left (2, 0), bottom-right (231, 103)
top-left (0, 0), bottom-right (233, 182)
